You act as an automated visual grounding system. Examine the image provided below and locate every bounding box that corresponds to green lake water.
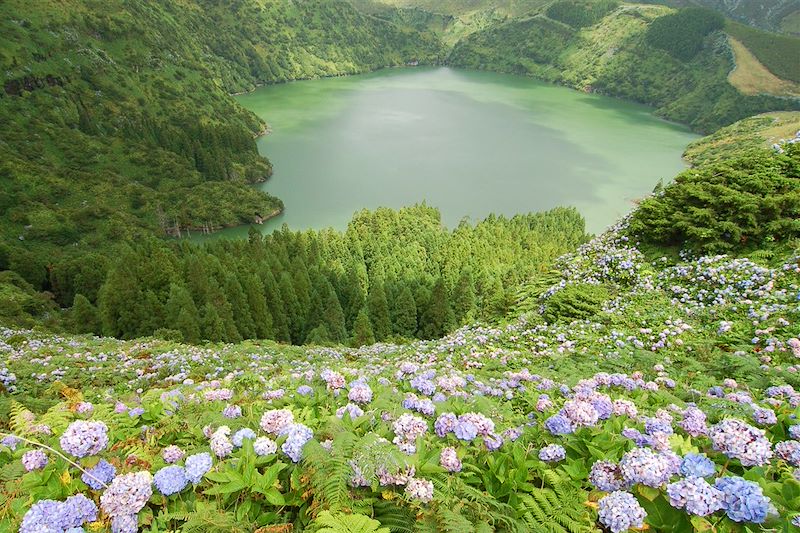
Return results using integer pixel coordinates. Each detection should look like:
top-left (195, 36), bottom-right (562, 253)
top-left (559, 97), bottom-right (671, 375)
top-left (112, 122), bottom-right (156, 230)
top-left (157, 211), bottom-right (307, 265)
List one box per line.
top-left (212, 67), bottom-right (698, 237)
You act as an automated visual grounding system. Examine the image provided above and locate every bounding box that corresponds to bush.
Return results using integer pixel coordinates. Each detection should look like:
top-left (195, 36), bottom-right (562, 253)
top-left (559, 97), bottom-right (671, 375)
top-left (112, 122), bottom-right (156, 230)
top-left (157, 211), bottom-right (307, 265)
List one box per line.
top-left (546, 0), bottom-right (618, 29)
top-left (542, 283), bottom-right (610, 323)
top-left (629, 144), bottom-right (800, 253)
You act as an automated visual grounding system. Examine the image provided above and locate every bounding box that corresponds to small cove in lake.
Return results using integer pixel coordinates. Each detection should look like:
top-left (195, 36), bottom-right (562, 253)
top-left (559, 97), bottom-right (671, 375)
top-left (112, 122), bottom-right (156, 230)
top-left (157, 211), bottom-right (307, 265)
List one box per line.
top-left (203, 67), bottom-right (699, 238)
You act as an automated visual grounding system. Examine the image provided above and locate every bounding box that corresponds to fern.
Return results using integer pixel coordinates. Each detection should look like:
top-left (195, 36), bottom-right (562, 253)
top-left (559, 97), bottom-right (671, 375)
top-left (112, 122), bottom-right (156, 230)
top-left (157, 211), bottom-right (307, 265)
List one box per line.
top-left (372, 501), bottom-right (415, 533)
top-left (302, 429), bottom-right (360, 512)
top-left (0, 461), bottom-right (24, 483)
top-left (519, 471), bottom-right (597, 533)
top-left (311, 511), bottom-right (391, 533)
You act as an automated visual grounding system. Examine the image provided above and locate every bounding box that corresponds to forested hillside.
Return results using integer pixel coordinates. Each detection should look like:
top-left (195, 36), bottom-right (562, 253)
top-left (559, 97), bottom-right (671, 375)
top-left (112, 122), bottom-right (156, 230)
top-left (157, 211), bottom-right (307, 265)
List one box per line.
top-left (0, 0), bottom-right (440, 290)
top-left (448, 3), bottom-right (800, 132)
top-left (639, 0), bottom-right (800, 35)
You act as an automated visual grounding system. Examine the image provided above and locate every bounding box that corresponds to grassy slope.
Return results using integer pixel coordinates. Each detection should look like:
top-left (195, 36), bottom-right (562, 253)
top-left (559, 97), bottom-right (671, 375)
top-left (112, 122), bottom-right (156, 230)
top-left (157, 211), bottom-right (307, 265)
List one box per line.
top-left (683, 111), bottom-right (800, 165)
top-left (727, 37), bottom-right (800, 97)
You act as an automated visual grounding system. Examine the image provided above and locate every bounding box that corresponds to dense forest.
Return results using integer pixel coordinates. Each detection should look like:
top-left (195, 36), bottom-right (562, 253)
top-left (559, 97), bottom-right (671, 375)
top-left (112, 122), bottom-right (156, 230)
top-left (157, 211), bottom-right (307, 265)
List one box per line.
top-left (74, 206), bottom-right (588, 345)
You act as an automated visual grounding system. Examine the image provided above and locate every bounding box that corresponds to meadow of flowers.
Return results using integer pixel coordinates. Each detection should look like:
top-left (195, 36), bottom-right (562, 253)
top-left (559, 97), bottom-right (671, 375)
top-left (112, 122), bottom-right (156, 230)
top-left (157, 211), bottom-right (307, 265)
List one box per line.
top-left (1, 222), bottom-right (800, 532)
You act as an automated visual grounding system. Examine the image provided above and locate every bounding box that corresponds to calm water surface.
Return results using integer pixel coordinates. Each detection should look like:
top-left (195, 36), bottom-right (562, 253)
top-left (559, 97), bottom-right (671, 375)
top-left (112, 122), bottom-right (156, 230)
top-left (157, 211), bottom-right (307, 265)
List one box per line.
top-left (209, 67), bottom-right (698, 237)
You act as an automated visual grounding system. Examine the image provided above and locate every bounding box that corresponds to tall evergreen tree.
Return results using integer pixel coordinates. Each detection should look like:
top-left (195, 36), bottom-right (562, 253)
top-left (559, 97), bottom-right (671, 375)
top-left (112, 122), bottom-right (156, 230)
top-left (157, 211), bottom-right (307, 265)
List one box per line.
top-left (367, 281), bottom-right (391, 341)
top-left (420, 277), bottom-right (453, 339)
top-left (391, 285), bottom-right (417, 338)
top-left (351, 307), bottom-right (375, 347)
top-left (321, 281), bottom-right (347, 343)
top-left (279, 272), bottom-right (303, 343)
top-left (71, 294), bottom-right (100, 335)
top-left (201, 302), bottom-right (225, 342)
top-left (452, 268), bottom-right (477, 325)
top-left (242, 273), bottom-right (273, 339)
top-left (165, 283), bottom-right (201, 343)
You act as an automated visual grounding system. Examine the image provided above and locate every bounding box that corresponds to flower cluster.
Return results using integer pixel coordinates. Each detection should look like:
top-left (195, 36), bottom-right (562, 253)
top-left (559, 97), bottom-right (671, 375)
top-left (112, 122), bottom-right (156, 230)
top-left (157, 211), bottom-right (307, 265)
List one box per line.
top-left (59, 420), bottom-right (108, 458)
top-left (393, 413), bottom-right (428, 454)
top-left (185, 452), bottom-right (213, 484)
top-left (666, 477), bottom-right (724, 516)
top-left (260, 409), bottom-right (294, 434)
top-left (82, 459), bottom-right (116, 489)
top-left (100, 471), bottom-right (153, 517)
top-left (714, 477), bottom-right (771, 523)
top-left (440, 447), bottom-right (462, 472)
top-left (538, 444), bottom-right (566, 463)
top-left (22, 449), bottom-right (48, 471)
top-left (709, 419), bottom-right (773, 466)
top-left (154, 465), bottom-right (189, 496)
top-left (597, 491), bottom-right (647, 533)
top-left (280, 423), bottom-right (313, 462)
top-left (20, 494), bottom-right (98, 533)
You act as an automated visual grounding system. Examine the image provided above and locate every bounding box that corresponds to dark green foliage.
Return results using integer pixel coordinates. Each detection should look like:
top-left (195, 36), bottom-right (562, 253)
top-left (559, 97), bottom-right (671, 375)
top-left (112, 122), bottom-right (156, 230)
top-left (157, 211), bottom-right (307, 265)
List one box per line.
top-left (87, 206), bottom-right (587, 344)
top-left (541, 283), bottom-right (610, 323)
top-left (725, 21), bottom-right (800, 82)
top-left (351, 308), bottom-right (376, 347)
top-left (546, 0), bottom-right (618, 28)
top-left (0, 271), bottom-right (56, 326)
top-left (629, 145), bottom-right (800, 253)
top-left (646, 8), bottom-right (725, 61)
top-left (70, 294), bottom-right (100, 335)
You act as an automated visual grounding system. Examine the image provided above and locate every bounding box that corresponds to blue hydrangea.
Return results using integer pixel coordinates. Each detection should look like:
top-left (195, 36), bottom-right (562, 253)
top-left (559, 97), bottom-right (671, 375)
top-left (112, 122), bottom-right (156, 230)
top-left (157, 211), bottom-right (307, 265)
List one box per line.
top-left (59, 420), bottom-right (108, 458)
top-left (297, 385), bottom-right (313, 396)
top-left (714, 477), bottom-right (771, 523)
top-left (789, 425), bottom-right (800, 440)
top-left (539, 444), bottom-right (566, 463)
top-left (20, 494), bottom-right (98, 532)
top-left (544, 413), bottom-right (573, 435)
top-left (185, 452), bottom-right (213, 484)
top-left (153, 465), bottom-right (188, 496)
top-left (281, 423), bottom-right (313, 462)
top-left (589, 460), bottom-right (624, 492)
top-left (82, 459), bottom-right (116, 490)
top-left (232, 428), bottom-right (257, 447)
top-left (619, 447), bottom-right (674, 488)
top-left (666, 477), bottom-right (724, 516)
top-left (679, 453), bottom-right (715, 478)
top-left (453, 419), bottom-right (478, 441)
top-left (597, 491), bottom-right (647, 533)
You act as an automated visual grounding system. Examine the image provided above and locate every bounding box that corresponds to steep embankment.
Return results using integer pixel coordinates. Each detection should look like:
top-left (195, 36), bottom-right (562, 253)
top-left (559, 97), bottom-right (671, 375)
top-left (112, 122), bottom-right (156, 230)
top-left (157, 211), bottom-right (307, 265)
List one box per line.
top-left (447, 3), bottom-right (800, 132)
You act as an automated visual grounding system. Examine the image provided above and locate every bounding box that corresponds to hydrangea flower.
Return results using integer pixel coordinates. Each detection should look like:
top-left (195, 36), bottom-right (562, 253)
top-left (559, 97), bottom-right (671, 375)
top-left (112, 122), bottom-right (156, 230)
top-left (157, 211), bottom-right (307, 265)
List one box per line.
top-left (776, 440), bottom-right (800, 466)
top-left (405, 478), bottom-right (434, 503)
top-left (222, 404), bottom-right (242, 419)
top-left (20, 494), bottom-right (97, 533)
top-left (297, 385), bottom-right (313, 396)
top-left (679, 453), bottom-right (715, 478)
top-left (185, 452), bottom-right (213, 484)
top-left (254, 436), bottom-right (277, 456)
top-left (752, 407), bottom-right (777, 426)
top-left (348, 382), bottom-right (373, 404)
top-left (153, 465), bottom-right (188, 496)
top-left (232, 428), bottom-right (257, 447)
top-left (789, 425), bottom-right (800, 440)
top-left (597, 491), bottom-right (646, 533)
top-left (82, 459), bottom-right (116, 489)
top-left (434, 412), bottom-right (457, 437)
top-left (111, 514), bottom-right (138, 533)
top-left (393, 414), bottom-right (428, 454)
top-left (619, 448), bottom-right (674, 487)
top-left (715, 477), bottom-right (771, 523)
top-left (60, 420), bottom-right (108, 458)
top-left (22, 449), bottom-right (48, 471)
top-left (280, 423), bottom-right (313, 462)
top-left (544, 414), bottom-right (573, 435)
top-left (1, 434), bottom-right (20, 450)
top-left (100, 471), bottom-right (153, 517)
top-left (589, 460), bottom-right (624, 492)
top-left (561, 400), bottom-right (599, 428)
top-left (260, 409), bottom-right (294, 435)
top-left (453, 419), bottom-right (478, 441)
top-left (539, 444), bottom-right (566, 463)
top-left (336, 403), bottom-right (364, 419)
top-left (440, 447), bottom-right (462, 472)
top-left (210, 426), bottom-right (234, 458)
top-left (162, 445), bottom-right (185, 464)
top-left (709, 419), bottom-right (773, 466)
top-left (666, 477), bottom-right (724, 516)
top-left (128, 407), bottom-right (144, 418)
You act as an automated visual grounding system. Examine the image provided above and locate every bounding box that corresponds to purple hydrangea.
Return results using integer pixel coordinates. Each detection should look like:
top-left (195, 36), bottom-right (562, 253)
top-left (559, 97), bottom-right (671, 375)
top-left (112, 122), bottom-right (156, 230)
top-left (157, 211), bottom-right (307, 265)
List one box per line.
top-left (128, 407), bottom-right (145, 418)
top-left (297, 385), bottom-right (313, 396)
top-left (1, 434), bottom-right (20, 450)
top-left (82, 459), bottom-right (116, 490)
top-left (597, 491), bottom-right (647, 533)
top-left (666, 477), bottom-right (724, 516)
top-left (453, 419), bottom-right (478, 441)
top-left (678, 406), bottom-right (708, 437)
top-left (153, 465), bottom-right (188, 496)
top-left (405, 478), bottom-right (434, 503)
top-left (714, 477), bottom-right (771, 523)
top-left (22, 449), bottom-right (48, 471)
top-left (60, 420), bottom-right (109, 458)
top-left (260, 409), bottom-right (294, 435)
top-left (434, 412), bottom-right (457, 437)
top-left (162, 445), bottom-right (185, 464)
top-left (539, 444), bottom-right (566, 463)
top-left (776, 440), bottom-right (800, 466)
top-left (348, 382), bottom-right (373, 404)
top-left (752, 407), bottom-right (777, 426)
top-left (789, 425), bottom-right (800, 440)
top-left (440, 447), bottom-right (462, 472)
top-left (222, 404), bottom-right (242, 419)
top-left (100, 471), bottom-right (153, 517)
top-left (679, 453), bottom-right (715, 478)
top-left (709, 419), bottom-right (773, 466)
top-left (20, 494), bottom-right (98, 533)
top-left (619, 448), bottom-right (674, 487)
top-left (561, 400), bottom-right (599, 428)
top-left (589, 460), bottom-right (624, 492)
top-left (185, 452), bottom-right (213, 484)
top-left (336, 403), bottom-right (364, 420)
top-left (111, 514), bottom-right (138, 533)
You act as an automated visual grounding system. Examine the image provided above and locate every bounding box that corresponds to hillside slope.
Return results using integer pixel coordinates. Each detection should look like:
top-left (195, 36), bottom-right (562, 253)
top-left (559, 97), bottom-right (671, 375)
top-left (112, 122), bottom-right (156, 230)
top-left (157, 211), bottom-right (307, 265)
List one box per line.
top-left (0, 0), bottom-right (440, 289)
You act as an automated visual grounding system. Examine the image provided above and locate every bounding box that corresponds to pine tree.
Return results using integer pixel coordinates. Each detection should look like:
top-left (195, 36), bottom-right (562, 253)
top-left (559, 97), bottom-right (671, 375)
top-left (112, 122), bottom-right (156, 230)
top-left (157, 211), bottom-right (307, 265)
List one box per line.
top-left (391, 285), bottom-right (417, 338)
top-left (279, 272), bottom-right (303, 343)
top-left (165, 283), bottom-right (201, 343)
top-left (351, 307), bottom-right (375, 347)
top-left (224, 273), bottom-right (256, 339)
top-left (201, 303), bottom-right (226, 342)
top-left (452, 268), bottom-right (477, 325)
top-left (71, 294), bottom-right (100, 335)
top-left (367, 281), bottom-right (391, 341)
top-left (242, 273), bottom-right (273, 339)
top-left (260, 268), bottom-right (290, 343)
top-left (321, 283), bottom-right (347, 343)
top-left (420, 277), bottom-right (451, 339)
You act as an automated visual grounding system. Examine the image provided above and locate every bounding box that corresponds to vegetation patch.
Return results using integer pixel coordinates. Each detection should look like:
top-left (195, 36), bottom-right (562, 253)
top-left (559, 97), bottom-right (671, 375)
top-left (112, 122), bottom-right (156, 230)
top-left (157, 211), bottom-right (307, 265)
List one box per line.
top-left (645, 7), bottom-right (725, 62)
top-left (725, 20), bottom-right (800, 83)
top-left (727, 37), bottom-right (800, 97)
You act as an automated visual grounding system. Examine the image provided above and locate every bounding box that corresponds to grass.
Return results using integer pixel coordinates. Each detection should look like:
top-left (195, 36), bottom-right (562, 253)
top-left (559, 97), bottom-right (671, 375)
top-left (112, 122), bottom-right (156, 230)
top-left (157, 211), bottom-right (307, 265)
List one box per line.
top-left (725, 20), bottom-right (800, 83)
top-left (727, 37), bottom-right (800, 97)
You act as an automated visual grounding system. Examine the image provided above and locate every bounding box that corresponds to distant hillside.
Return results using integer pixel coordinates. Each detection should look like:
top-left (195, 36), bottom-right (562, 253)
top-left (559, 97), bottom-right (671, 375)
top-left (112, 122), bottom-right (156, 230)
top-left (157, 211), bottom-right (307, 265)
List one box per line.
top-left (638, 0), bottom-right (800, 34)
top-left (447, 4), bottom-right (800, 132)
